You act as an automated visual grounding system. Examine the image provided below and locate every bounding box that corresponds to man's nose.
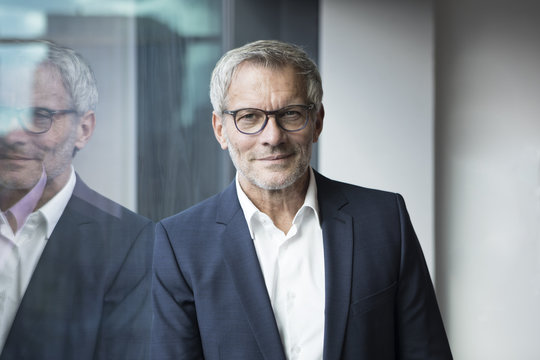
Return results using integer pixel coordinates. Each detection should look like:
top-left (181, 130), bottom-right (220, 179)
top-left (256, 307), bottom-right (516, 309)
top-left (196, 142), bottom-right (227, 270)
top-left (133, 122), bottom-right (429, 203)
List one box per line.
top-left (0, 117), bottom-right (28, 143)
top-left (259, 115), bottom-right (286, 145)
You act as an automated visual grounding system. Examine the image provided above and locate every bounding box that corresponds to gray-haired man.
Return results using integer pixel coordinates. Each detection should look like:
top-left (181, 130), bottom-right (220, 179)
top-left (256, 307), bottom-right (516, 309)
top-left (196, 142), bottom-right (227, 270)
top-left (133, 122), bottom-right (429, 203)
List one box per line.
top-left (152, 40), bottom-right (452, 360)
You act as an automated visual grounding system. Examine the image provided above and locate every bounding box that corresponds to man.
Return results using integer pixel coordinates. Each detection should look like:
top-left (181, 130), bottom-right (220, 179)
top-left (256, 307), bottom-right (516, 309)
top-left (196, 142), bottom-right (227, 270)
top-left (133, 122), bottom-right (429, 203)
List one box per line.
top-left (152, 40), bottom-right (452, 359)
top-left (0, 40), bottom-right (153, 359)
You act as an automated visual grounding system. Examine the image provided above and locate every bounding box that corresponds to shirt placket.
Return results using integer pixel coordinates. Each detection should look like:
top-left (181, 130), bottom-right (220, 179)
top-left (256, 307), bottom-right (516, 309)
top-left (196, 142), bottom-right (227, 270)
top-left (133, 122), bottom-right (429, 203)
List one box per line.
top-left (276, 224), bottom-right (305, 360)
top-left (17, 213), bottom-right (47, 297)
top-left (0, 220), bottom-right (21, 349)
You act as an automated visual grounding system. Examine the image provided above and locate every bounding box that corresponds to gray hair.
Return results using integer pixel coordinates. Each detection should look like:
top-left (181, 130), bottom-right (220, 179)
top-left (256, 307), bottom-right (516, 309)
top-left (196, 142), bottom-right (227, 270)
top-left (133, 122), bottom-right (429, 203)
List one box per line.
top-left (42, 41), bottom-right (98, 114)
top-left (210, 40), bottom-right (322, 115)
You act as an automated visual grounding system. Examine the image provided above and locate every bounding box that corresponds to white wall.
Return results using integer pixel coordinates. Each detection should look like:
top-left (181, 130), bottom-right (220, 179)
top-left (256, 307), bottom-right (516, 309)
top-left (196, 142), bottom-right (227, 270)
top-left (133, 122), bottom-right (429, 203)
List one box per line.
top-left (319, 0), bottom-right (435, 273)
top-left (435, 1), bottom-right (540, 358)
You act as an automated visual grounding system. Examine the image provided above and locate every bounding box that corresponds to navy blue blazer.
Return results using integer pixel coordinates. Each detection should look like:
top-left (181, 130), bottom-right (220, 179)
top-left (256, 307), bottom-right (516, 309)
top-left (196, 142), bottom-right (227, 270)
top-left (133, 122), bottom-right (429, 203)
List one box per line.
top-left (1, 176), bottom-right (154, 360)
top-left (151, 171), bottom-right (452, 359)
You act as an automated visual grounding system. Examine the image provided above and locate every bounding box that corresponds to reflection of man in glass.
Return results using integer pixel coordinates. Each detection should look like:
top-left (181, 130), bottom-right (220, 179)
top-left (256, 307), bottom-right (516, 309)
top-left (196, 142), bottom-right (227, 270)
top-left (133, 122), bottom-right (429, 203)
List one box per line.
top-left (0, 41), bottom-right (152, 359)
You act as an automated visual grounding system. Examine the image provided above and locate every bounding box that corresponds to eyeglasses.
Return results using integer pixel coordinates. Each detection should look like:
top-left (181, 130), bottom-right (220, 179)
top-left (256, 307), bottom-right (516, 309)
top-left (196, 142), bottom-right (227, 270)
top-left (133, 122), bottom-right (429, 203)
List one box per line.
top-left (223, 104), bottom-right (315, 135)
top-left (0, 106), bottom-right (78, 134)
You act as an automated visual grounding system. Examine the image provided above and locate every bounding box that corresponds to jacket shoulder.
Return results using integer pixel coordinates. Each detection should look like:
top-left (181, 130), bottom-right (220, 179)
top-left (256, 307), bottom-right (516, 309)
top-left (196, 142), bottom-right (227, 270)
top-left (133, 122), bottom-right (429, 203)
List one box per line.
top-left (315, 171), bottom-right (401, 209)
top-left (69, 177), bottom-right (153, 232)
top-left (159, 182), bottom-right (237, 230)
top-left (161, 192), bottom-right (219, 225)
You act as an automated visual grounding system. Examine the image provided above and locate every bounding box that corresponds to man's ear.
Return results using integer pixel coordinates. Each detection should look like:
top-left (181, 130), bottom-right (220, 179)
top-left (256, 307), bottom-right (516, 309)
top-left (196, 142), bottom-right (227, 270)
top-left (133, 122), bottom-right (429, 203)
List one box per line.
top-left (312, 104), bottom-right (324, 143)
top-left (74, 110), bottom-right (96, 151)
top-left (212, 112), bottom-right (228, 150)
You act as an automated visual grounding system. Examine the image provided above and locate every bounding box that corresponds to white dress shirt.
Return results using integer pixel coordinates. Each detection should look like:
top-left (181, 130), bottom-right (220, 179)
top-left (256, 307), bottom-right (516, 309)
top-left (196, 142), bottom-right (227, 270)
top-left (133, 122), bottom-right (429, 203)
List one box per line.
top-left (0, 168), bottom-right (76, 351)
top-left (236, 168), bottom-right (325, 360)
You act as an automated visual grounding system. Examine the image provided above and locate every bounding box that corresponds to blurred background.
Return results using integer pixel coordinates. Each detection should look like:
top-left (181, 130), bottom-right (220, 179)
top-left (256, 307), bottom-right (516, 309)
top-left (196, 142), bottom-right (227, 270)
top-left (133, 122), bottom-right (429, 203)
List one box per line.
top-left (1, 0), bottom-right (538, 358)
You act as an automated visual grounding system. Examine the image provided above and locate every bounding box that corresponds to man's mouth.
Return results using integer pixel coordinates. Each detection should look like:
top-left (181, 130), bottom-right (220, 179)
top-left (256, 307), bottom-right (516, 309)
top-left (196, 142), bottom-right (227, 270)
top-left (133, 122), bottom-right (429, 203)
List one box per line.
top-left (258, 153), bottom-right (291, 161)
top-left (0, 153), bottom-right (34, 161)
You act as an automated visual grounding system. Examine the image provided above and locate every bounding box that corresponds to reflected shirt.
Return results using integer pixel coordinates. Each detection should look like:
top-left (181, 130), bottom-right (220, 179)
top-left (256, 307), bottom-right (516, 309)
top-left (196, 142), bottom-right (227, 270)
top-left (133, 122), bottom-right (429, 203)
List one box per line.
top-left (236, 168), bottom-right (325, 360)
top-left (0, 167), bottom-right (76, 351)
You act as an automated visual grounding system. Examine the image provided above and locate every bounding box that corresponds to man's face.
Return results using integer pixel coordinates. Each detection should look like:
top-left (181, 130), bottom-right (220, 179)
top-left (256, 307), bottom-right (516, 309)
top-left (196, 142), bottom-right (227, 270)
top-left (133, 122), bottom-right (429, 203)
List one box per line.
top-left (213, 63), bottom-right (323, 193)
top-left (0, 65), bottom-right (86, 198)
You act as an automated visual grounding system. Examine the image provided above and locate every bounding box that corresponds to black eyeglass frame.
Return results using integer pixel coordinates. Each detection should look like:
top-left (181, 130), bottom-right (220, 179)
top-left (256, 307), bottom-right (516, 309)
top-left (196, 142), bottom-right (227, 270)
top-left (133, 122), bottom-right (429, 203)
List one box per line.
top-left (223, 103), bottom-right (315, 135)
top-left (1, 106), bottom-right (79, 134)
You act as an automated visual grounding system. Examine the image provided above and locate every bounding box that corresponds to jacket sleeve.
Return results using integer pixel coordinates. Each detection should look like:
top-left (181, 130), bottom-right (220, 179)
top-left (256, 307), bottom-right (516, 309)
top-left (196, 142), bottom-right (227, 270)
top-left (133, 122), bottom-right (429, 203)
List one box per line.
top-left (151, 222), bottom-right (204, 359)
top-left (395, 194), bottom-right (453, 359)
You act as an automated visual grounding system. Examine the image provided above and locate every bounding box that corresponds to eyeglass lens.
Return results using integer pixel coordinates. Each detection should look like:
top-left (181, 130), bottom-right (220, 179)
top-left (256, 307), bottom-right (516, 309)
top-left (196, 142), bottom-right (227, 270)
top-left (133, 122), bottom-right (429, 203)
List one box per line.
top-left (0, 107), bottom-right (56, 134)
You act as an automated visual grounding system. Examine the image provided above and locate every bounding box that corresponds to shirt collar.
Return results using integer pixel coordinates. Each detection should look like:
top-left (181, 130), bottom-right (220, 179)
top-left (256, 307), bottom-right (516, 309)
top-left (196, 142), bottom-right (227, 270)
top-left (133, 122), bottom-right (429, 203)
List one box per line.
top-left (236, 167), bottom-right (320, 238)
top-left (302, 167), bottom-right (320, 224)
top-left (38, 166), bottom-right (77, 239)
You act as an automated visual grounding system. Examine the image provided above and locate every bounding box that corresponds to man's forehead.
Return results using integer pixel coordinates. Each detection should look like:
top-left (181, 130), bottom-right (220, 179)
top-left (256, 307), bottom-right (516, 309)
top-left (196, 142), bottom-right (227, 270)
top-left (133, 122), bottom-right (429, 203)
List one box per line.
top-left (0, 67), bottom-right (35, 107)
top-left (231, 62), bottom-right (303, 87)
top-left (228, 62), bottom-right (305, 98)
top-left (0, 64), bottom-right (64, 107)
top-left (0, 43), bottom-right (50, 106)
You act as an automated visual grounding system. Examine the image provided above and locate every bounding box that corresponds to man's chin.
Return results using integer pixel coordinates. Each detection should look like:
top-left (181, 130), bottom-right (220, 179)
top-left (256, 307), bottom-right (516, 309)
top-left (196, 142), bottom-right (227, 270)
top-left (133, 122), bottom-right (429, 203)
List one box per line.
top-left (249, 173), bottom-right (302, 191)
top-left (0, 170), bottom-right (43, 192)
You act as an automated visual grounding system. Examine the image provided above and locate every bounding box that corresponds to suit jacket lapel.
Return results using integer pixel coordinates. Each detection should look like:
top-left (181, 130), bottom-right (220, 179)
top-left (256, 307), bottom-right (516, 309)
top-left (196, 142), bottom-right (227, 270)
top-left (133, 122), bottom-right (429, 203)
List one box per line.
top-left (315, 172), bottom-right (354, 360)
top-left (217, 183), bottom-right (287, 360)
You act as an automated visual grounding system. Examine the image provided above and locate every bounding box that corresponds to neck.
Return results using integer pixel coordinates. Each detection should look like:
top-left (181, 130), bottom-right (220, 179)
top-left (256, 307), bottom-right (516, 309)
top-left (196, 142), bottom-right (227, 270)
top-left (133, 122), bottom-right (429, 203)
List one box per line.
top-left (0, 189), bottom-right (30, 211)
top-left (240, 170), bottom-right (310, 233)
top-left (35, 169), bottom-right (72, 209)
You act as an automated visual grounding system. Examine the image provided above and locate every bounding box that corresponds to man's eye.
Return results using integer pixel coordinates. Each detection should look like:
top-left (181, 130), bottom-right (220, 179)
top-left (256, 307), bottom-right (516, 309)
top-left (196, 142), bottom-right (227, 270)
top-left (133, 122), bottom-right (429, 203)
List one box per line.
top-left (284, 111), bottom-right (301, 117)
top-left (237, 111), bottom-right (262, 122)
top-left (239, 113), bottom-right (256, 120)
top-left (33, 109), bottom-right (51, 119)
top-left (280, 110), bottom-right (302, 120)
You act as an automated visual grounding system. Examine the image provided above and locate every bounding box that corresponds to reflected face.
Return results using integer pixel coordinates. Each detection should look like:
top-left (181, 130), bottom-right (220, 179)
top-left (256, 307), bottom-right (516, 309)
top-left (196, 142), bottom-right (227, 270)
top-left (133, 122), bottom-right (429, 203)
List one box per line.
top-left (0, 65), bottom-right (80, 196)
top-left (213, 63), bottom-right (323, 192)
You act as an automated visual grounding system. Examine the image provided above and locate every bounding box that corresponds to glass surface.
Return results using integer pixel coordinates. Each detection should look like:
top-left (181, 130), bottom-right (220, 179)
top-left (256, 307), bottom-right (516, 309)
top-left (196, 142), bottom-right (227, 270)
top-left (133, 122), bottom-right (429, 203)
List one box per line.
top-left (0, 0), bottom-right (223, 219)
top-left (0, 1), bottom-right (223, 356)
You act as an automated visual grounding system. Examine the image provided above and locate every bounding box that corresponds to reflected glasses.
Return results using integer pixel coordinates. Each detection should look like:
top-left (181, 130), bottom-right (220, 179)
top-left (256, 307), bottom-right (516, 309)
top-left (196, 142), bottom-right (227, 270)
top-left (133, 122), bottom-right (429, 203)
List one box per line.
top-left (223, 104), bottom-right (315, 135)
top-left (0, 106), bottom-right (78, 134)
